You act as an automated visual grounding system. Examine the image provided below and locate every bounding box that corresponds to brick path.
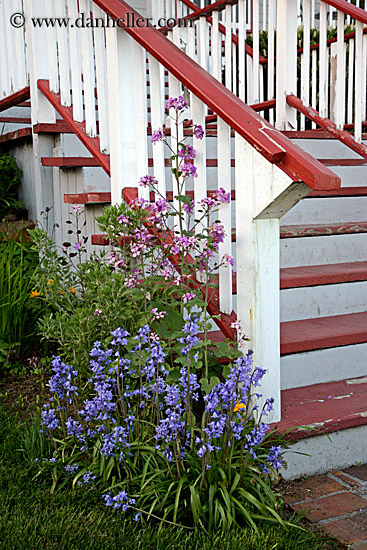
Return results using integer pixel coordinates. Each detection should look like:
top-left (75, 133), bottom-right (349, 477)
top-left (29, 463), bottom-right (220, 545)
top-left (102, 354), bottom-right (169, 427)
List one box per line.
top-left (284, 464), bottom-right (367, 548)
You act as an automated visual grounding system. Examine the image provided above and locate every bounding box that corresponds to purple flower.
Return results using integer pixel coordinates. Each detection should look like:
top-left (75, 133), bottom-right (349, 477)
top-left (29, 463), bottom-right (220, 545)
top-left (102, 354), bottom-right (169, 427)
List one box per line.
top-left (75, 242), bottom-right (81, 251)
top-left (139, 175), bottom-right (158, 188)
top-left (41, 407), bottom-right (59, 430)
top-left (222, 254), bottom-right (234, 267)
top-left (215, 187), bottom-right (231, 204)
top-left (182, 292), bottom-right (196, 303)
top-left (151, 128), bottom-right (165, 143)
top-left (72, 204), bottom-right (81, 213)
top-left (178, 145), bottom-right (196, 160)
top-left (267, 445), bottom-right (283, 470)
top-left (181, 163), bottom-right (198, 179)
top-left (103, 490), bottom-right (136, 511)
top-left (166, 96), bottom-right (188, 111)
top-left (117, 214), bottom-right (129, 224)
top-left (193, 124), bottom-right (204, 139)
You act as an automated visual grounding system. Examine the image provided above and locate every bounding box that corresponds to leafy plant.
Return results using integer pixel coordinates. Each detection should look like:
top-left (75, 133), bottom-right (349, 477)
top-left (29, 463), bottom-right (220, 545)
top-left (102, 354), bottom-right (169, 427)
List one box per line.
top-left (0, 238), bottom-right (40, 368)
top-left (0, 150), bottom-right (24, 220)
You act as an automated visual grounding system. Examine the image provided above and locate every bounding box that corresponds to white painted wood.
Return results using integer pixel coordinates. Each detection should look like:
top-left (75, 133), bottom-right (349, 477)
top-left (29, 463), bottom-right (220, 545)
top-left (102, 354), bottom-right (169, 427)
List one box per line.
top-left (281, 425), bottom-right (367, 481)
top-left (55, 0), bottom-right (71, 107)
top-left (311, 49), bottom-right (317, 129)
top-left (44, 1), bottom-right (59, 94)
top-left (334, 10), bottom-right (345, 129)
top-left (211, 10), bottom-right (221, 81)
top-left (281, 343), bottom-right (367, 390)
top-left (232, 42), bottom-right (237, 97)
top-left (133, 42), bottom-right (149, 200)
top-left (225, 5), bottom-right (232, 91)
top-left (246, 54), bottom-right (253, 104)
top-left (275, 0), bottom-right (297, 130)
top-left (281, 234), bottom-right (367, 268)
top-left (355, 21), bottom-right (364, 143)
top-left (301, 0), bottom-right (311, 131)
top-left (347, 37), bottom-right (354, 125)
top-left (79, 0), bottom-right (97, 137)
top-left (282, 195), bottom-right (367, 224)
top-left (192, 94), bottom-right (207, 228)
top-left (148, 54), bottom-right (166, 197)
top-left (252, 0), bottom-right (259, 103)
top-left (198, 16), bottom-right (208, 73)
top-left (106, 29), bottom-right (138, 204)
top-left (92, 2), bottom-right (109, 154)
top-left (268, 0), bottom-right (275, 124)
top-left (281, 281), bottom-right (367, 322)
top-left (0, 0), bottom-right (9, 97)
top-left (11, 0), bottom-right (27, 91)
top-left (52, 145), bottom-right (63, 250)
top-left (319, 2), bottom-right (328, 118)
top-left (362, 33), bottom-right (367, 123)
top-left (235, 134), bottom-right (282, 422)
top-left (217, 117), bottom-right (232, 315)
top-left (67, 0), bottom-right (83, 122)
top-left (238, 0), bottom-right (246, 101)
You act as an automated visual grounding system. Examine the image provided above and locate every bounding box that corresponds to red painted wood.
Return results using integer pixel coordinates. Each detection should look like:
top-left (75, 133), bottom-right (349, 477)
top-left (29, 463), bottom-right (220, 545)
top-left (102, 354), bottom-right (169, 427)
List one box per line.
top-left (280, 262), bottom-right (367, 289)
top-left (344, 120), bottom-right (367, 131)
top-left (286, 95), bottom-right (367, 159)
top-left (92, 235), bottom-right (131, 245)
top-left (0, 127), bottom-right (32, 145)
top-left (318, 159), bottom-right (367, 166)
top-left (41, 157), bottom-right (100, 168)
top-left (64, 193), bottom-right (111, 204)
top-left (93, 0), bottom-right (340, 191)
top-left (322, 0), bottom-right (367, 25)
top-left (270, 377), bottom-right (367, 441)
top-left (280, 312), bottom-right (367, 355)
top-left (280, 222), bottom-right (367, 238)
top-left (37, 81), bottom-right (110, 175)
top-left (309, 187), bottom-right (367, 197)
top-left (297, 27), bottom-right (367, 57)
top-left (0, 87), bottom-right (30, 113)
top-left (33, 121), bottom-right (74, 134)
top-left (0, 117), bottom-right (31, 124)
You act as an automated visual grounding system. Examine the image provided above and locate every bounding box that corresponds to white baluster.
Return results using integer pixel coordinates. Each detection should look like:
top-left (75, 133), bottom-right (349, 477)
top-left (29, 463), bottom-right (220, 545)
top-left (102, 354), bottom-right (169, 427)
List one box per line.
top-left (334, 10), bottom-right (345, 129)
top-left (92, 3), bottom-right (109, 154)
top-left (238, 0), bottom-right (246, 101)
top-left (133, 42), bottom-right (149, 200)
top-left (225, 4), bottom-right (232, 91)
top-left (355, 21), bottom-right (363, 142)
top-left (148, 55), bottom-right (166, 197)
top-left (311, 48), bottom-right (317, 128)
top-left (301, 0), bottom-right (311, 131)
top-left (362, 33), bottom-right (367, 123)
top-left (319, 1), bottom-right (327, 118)
top-left (347, 37), bottom-right (354, 125)
top-left (192, 95), bottom-right (207, 238)
top-left (268, 0), bottom-right (275, 124)
top-left (0, 0), bottom-right (11, 96)
top-left (211, 10), bottom-right (221, 81)
top-left (218, 117), bottom-right (232, 315)
top-left (14, 0), bottom-right (27, 91)
top-left (252, 0), bottom-right (259, 103)
top-left (276, 0), bottom-right (297, 130)
top-left (55, 0), bottom-right (71, 107)
top-left (79, 0), bottom-right (97, 137)
top-left (67, 0), bottom-right (83, 122)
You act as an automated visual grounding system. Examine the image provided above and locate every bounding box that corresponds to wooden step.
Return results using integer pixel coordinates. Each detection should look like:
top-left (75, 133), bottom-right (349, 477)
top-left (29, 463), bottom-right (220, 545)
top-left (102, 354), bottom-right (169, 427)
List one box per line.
top-left (281, 312), bottom-right (367, 354)
top-left (230, 222), bottom-right (367, 241)
top-left (0, 127), bottom-right (32, 146)
top-left (64, 193), bottom-right (111, 205)
top-left (280, 261), bottom-right (367, 288)
top-left (271, 376), bottom-right (367, 441)
top-left (41, 157), bottom-right (100, 168)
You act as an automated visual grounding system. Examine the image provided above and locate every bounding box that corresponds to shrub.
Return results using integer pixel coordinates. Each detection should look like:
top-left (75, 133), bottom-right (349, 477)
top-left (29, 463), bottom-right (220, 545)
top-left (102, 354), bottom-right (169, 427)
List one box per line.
top-left (0, 150), bottom-right (24, 220)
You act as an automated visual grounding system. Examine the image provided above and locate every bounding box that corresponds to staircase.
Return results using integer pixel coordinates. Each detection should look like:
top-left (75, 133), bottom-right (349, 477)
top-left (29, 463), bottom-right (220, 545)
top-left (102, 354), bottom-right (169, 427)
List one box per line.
top-left (1, 0), bottom-right (367, 479)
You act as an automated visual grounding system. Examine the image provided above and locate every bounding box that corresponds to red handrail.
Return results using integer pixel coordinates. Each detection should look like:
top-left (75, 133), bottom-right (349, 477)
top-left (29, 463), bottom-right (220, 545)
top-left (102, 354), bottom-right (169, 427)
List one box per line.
top-left (322, 0), bottom-right (367, 25)
top-left (286, 95), bottom-right (367, 159)
top-left (93, 0), bottom-right (340, 191)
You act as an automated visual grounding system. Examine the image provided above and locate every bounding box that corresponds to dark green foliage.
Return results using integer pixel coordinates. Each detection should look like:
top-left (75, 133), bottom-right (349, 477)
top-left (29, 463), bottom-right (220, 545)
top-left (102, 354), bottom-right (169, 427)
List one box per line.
top-left (0, 151), bottom-right (24, 220)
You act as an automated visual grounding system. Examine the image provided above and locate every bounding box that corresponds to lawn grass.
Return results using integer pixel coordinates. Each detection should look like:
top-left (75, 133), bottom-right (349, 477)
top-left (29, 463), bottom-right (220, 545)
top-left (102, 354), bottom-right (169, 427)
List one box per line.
top-left (0, 402), bottom-right (341, 550)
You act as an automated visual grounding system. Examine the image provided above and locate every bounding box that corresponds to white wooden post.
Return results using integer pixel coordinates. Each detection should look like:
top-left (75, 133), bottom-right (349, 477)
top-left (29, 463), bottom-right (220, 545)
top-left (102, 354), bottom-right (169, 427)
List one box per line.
top-left (106, 29), bottom-right (138, 204)
top-left (235, 135), bottom-right (309, 423)
top-left (23, 0), bottom-right (56, 223)
top-left (275, 0), bottom-right (298, 130)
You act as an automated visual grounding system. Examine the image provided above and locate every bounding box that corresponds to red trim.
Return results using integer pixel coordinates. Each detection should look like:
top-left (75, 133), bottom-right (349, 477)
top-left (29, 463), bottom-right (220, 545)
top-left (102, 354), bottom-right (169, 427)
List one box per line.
top-left (270, 377), bottom-right (367, 441)
top-left (318, 159), bottom-right (367, 166)
top-left (0, 87), bottom-right (30, 113)
top-left (286, 95), bottom-right (367, 160)
top-left (344, 120), bottom-right (367, 131)
top-left (280, 312), bottom-right (367, 355)
top-left (322, 0), bottom-right (367, 25)
top-left (0, 127), bottom-right (32, 145)
top-left (33, 121), bottom-right (74, 134)
top-left (309, 187), bottom-right (367, 197)
top-left (0, 117), bottom-right (31, 124)
top-left (297, 27), bottom-right (367, 57)
top-left (92, 235), bottom-right (131, 246)
top-left (205, 99), bottom-right (276, 124)
top-left (64, 193), bottom-right (111, 204)
top-left (122, 186), bottom-right (237, 339)
top-left (37, 81), bottom-right (110, 175)
top-left (92, 0), bottom-right (339, 191)
top-left (41, 157), bottom-right (100, 168)
top-left (280, 222), bottom-right (367, 238)
top-left (280, 262), bottom-right (367, 289)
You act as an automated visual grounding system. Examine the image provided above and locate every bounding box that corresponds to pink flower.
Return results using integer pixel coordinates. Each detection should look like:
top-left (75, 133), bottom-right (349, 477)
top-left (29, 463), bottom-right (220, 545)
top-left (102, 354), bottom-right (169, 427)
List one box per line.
top-left (139, 175), bottom-right (158, 188)
top-left (182, 292), bottom-right (196, 303)
top-left (94, 309), bottom-right (102, 317)
top-left (75, 242), bottom-right (81, 251)
top-left (151, 128), bottom-right (165, 144)
top-left (215, 188), bottom-right (231, 204)
top-left (117, 214), bottom-right (129, 224)
top-left (181, 163), bottom-right (198, 179)
top-left (209, 223), bottom-right (226, 243)
top-left (222, 254), bottom-right (234, 267)
top-left (151, 308), bottom-right (167, 320)
top-left (166, 96), bottom-right (188, 111)
top-left (72, 204), bottom-right (81, 213)
top-left (193, 124), bottom-right (204, 139)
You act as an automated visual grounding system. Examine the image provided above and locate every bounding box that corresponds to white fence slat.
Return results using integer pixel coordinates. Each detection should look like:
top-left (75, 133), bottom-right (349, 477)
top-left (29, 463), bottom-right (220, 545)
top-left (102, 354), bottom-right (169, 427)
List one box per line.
top-left (355, 21), bottom-right (363, 143)
top-left (148, 54), bottom-right (166, 197)
top-left (67, 0), bottom-right (83, 122)
top-left (199, 16), bottom-right (208, 72)
top-left (362, 33), bottom-right (367, 122)
top-left (192, 95), bottom-right (207, 231)
top-left (13, 0), bottom-right (27, 90)
top-left (92, 3), bottom-right (109, 154)
top-left (211, 10), bottom-right (221, 81)
top-left (225, 4), bottom-right (232, 91)
top-left (268, 0), bottom-right (275, 124)
top-left (347, 37), bottom-right (354, 125)
top-left (335, 10), bottom-right (345, 129)
top-left (238, 0), bottom-right (246, 100)
top-left (0, 0), bottom-right (11, 96)
top-left (218, 117), bottom-right (232, 315)
top-left (79, 0), bottom-right (97, 137)
top-left (133, 42), bottom-right (149, 200)
top-left (55, 0), bottom-right (71, 107)
top-left (311, 48), bottom-right (317, 128)
top-left (44, 1), bottom-right (59, 94)
top-left (301, 0), bottom-right (311, 131)
top-left (252, 0), bottom-right (259, 103)
top-left (319, 1), bottom-right (328, 118)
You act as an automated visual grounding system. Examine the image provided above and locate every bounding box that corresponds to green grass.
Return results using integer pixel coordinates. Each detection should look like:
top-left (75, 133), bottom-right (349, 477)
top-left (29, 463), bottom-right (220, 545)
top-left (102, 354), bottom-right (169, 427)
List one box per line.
top-left (0, 403), bottom-right (339, 550)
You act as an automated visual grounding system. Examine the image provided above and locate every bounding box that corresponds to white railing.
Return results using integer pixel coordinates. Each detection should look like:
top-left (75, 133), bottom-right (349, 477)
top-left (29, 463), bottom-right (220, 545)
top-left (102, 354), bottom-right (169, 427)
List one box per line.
top-left (0, 0), bottom-right (28, 99)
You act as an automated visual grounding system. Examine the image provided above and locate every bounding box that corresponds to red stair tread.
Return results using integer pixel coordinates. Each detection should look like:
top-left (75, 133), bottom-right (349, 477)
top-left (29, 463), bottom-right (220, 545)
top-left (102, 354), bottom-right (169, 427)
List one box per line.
top-left (280, 262), bottom-right (367, 288)
top-left (281, 312), bottom-right (367, 355)
top-left (271, 377), bottom-right (367, 440)
top-left (279, 222), bottom-right (367, 238)
top-left (64, 193), bottom-right (111, 204)
top-left (42, 157), bottom-right (100, 168)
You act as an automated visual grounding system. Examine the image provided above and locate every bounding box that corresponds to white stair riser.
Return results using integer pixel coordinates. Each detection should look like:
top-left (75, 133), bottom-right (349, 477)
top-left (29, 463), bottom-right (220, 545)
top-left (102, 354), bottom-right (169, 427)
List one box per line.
top-left (280, 234), bottom-right (367, 267)
top-left (281, 425), bottom-right (367, 480)
top-left (281, 196), bottom-right (367, 225)
top-left (280, 281), bottom-right (367, 322)
top-left (281, 343), bottom-right (367, 390)
top-left (326, 165), bottom-right (367, 187)
top-left (61, 134), bottom-right (93, 157)
top-left (291, 138), bottom-right (367, 159)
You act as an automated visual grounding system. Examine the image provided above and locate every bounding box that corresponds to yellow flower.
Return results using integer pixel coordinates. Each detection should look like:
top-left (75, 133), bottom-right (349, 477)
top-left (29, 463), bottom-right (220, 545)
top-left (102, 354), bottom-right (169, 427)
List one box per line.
top-left (234, 403), bottom-right (246, 413)
top-left (29, 290), bottom-right (42, 298)
top-left (47, 279), bottom-right (54, 285)
top-left (70, 287), bottom-right (76, 293)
